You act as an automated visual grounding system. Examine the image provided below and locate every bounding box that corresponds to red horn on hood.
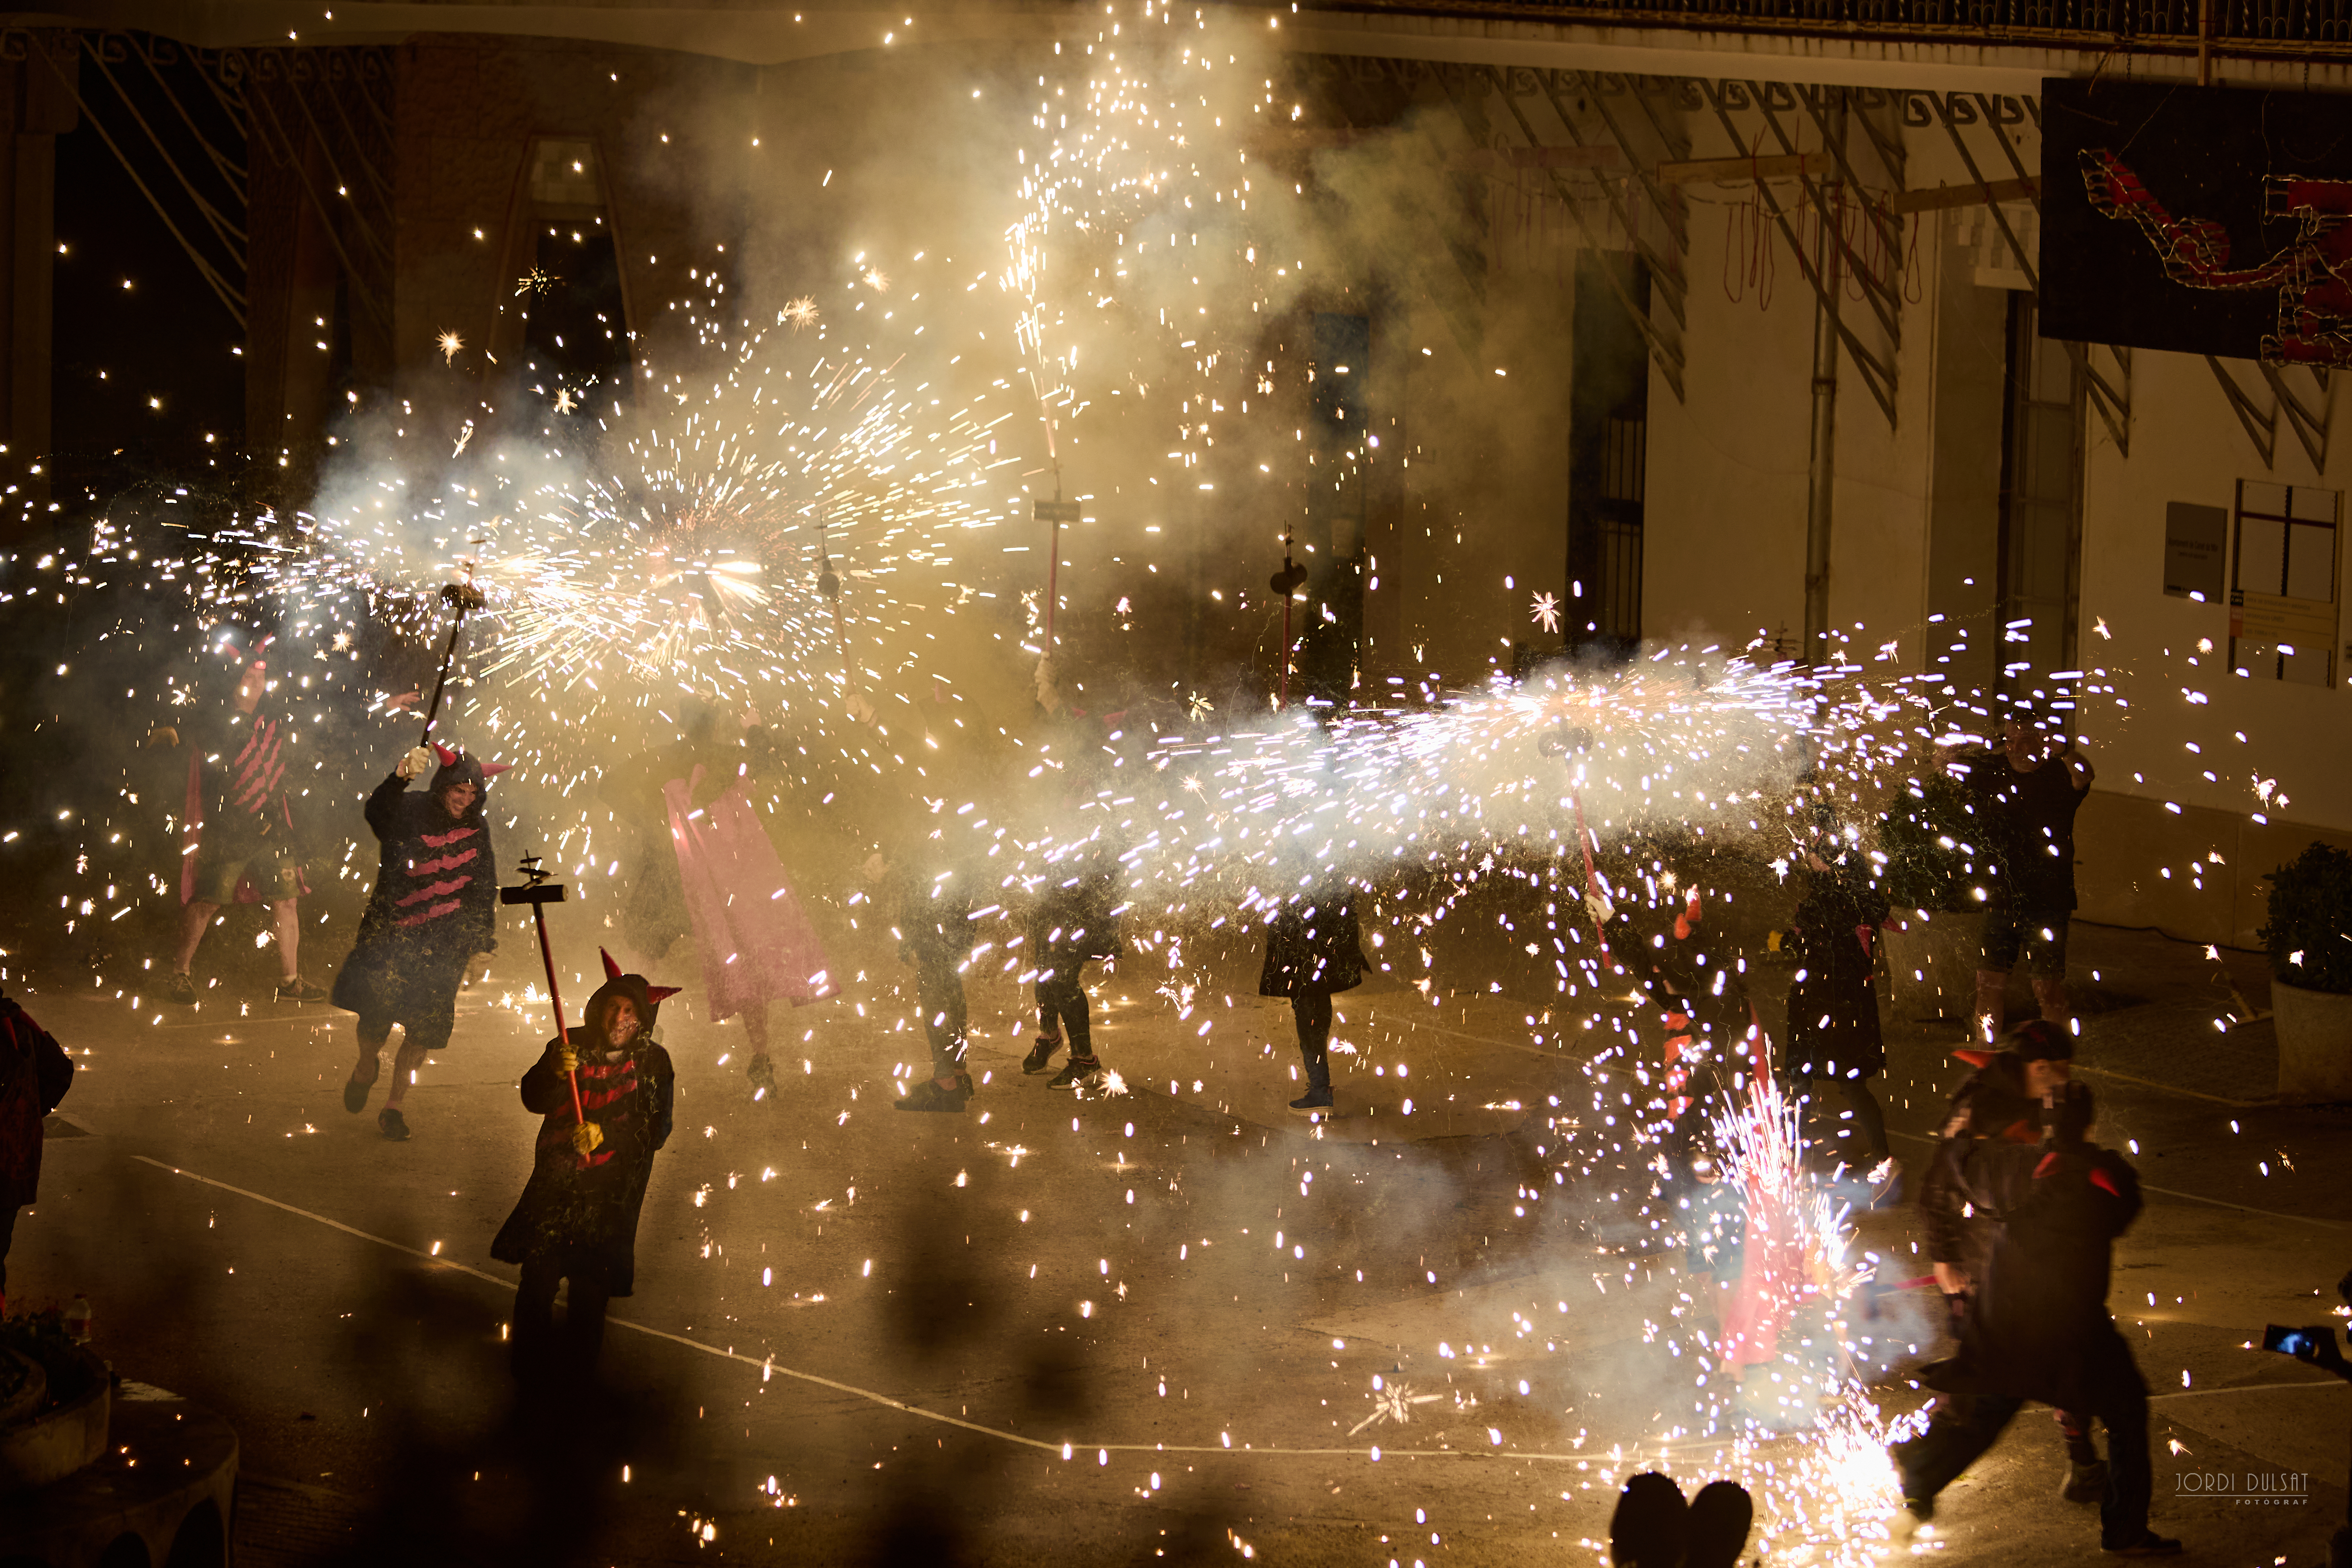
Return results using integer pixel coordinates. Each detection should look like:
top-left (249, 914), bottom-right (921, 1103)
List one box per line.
top-left (600, 948), bottom-right (624, 981)
top-left (1953, 1048), bottom-right (1996, 1069)
top-left (478, 761), bottom-right (512, 777)
top-left (432, 741), bottom-right (459, 767)
top-left (645, 984), bottom-right (682, 1004)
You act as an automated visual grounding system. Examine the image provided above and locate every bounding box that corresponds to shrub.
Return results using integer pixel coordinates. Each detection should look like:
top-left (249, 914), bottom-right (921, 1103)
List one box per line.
top-left (2261, 842), bottom-right (2352, 994)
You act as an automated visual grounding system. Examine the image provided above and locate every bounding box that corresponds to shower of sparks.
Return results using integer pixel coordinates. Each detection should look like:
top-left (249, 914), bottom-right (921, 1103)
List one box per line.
top-left (0, 10), bottom-right (2291, 1557)
top-left (1347, 1375), bottom-right (1443, 1435)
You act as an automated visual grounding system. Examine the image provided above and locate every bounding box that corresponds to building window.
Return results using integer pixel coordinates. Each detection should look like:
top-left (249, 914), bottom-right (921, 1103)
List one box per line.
top-left (1996, 297), bottom-right (2084, 687)
top-left (515, 138), bottom-right (631, 422)
top-left (2230, 481), bottom-right (2340, 687)
top-left (1566, 253), bottom-right (1649, 658)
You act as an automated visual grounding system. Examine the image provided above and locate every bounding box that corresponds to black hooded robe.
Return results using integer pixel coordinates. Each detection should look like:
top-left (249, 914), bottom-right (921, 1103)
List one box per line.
top-left (1784, 863), bottom-right (1891, 1081)
top-left (1257, 889), bottom-right (1368, 998)
top-left (491, 973), bottom-right (676, 1293)
top-left (331, 764), bottom-right (497, 1028)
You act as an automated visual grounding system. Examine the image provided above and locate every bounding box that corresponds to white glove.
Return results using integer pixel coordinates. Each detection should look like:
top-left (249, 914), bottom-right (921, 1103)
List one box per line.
top-left (1583, 882), bottom-right (1616, 928)
top-left (396, 745), bottom-right (435, 781)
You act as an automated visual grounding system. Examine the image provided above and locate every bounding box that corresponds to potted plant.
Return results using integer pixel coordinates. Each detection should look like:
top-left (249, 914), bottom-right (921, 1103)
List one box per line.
top-left (1875, 769), bottom-right (1988, 1023)
top-left (2260, 842), bottom-right (2352, 1103)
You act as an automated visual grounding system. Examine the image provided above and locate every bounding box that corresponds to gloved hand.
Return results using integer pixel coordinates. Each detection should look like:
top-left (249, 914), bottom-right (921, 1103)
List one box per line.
top-left (463, 952), bottom-right (492, 988)
top-left (1582, 880), bottom-right (1615, 928)
top-left (570, 1121), bottom-right (603, 1157)
top-left (396, 744), bottom-right (436, 781)
top-left (557, 1042), bottom-right (579, 1076)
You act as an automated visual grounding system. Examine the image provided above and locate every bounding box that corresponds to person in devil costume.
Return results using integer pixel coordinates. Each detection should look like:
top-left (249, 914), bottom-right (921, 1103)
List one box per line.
top-left (492, 950), bottom-right (678, 1384)
top-left (334, 740), bottom-right (505, 1141)
top-left (168, 647), bottom-right (323, 1005)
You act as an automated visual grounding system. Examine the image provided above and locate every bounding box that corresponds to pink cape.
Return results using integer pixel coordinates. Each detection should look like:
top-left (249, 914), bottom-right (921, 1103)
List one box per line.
top-left (663, 766), bottom-right (833, 1023)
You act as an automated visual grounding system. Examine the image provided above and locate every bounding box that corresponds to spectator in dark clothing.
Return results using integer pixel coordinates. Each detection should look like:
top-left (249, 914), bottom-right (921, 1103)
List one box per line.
top-left (888, 846), bottom-right (979, 1113)
top-left (1020, 840), bottom-right (1123, 1092)
top-left (1781, 841), bottom-right (1893, 1169)
top-left (1945, 708), bottom-right (2095, 1043)
top-left (491, 953), bottom-right (677, 1383)
top-left (0, 992), bottom-right (72, 1314)
top-left (1258, 878), bottom-right (1369, 1114)
top-left (1893, 1096), bottom-right (2180, 1556)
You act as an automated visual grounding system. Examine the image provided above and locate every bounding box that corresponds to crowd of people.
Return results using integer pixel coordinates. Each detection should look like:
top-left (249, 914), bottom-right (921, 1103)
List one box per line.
top-left (51, 635), bottom-right (2198, 1549)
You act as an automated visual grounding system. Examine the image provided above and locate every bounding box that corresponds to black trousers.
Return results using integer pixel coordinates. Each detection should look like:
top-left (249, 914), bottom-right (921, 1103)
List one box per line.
top-left (1293, 988), bottom-right (1333, 1086)
top-left (915, 953), bottom-right (968, 1076)
top-left (0, 1204), bottom-right (16, 1294)
top-left (1894, 1357), bottom-right (2152, 1546)
top-left (1781, 1069), bottom-right (1890, 1163)
top-left (514, 1255), bottom-right (614, 1379)
top-left (1036, 962), bottom-right (1094, 1057)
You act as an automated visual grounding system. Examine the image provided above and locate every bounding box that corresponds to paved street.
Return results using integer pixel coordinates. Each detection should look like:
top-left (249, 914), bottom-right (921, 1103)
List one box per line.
top-left (5, 915), bottom-right (2347, 1566)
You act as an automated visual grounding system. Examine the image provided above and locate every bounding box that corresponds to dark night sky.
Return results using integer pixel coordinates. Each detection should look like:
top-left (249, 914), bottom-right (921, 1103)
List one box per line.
top-left (53, 52), bottom-right (247, 494)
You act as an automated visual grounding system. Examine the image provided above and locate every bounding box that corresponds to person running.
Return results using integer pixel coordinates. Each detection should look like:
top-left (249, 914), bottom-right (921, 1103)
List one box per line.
top-left (888, 843), bottom-right (978, 1113)
top-left (168, 648), bottom-right (323, 1005)
top-left (0, 989), bottom-right (72, 1317)
top-left (491, 951), bottom-right (678, 1386)
top-left (1781, 829), bottom-right (1894, 1174)
top-left (1920, 1020), bottom-right (2108, 1503)
top-left (1948, 704), bottom-right (2095, 1043)
top-left (334, 741), bottom-right (504, 1141)
top-left (1257, 875), bottom-right (1367, 1115)
top-left (1893, 1082), bottom-right (2180, 1556)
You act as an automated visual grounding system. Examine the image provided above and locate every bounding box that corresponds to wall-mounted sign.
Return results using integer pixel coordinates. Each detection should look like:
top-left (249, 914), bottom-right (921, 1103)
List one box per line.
top-left (2163, 501), bottom-right (2228, 599)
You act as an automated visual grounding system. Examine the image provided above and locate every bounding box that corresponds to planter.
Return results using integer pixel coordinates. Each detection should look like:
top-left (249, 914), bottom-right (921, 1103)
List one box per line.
top-left (0, 1345), bottom-right (106, 1492)
top-left (2275, 977), bottom-right (2352, 1104)
top-left (1877, 909), bottom-right (1985, 1022)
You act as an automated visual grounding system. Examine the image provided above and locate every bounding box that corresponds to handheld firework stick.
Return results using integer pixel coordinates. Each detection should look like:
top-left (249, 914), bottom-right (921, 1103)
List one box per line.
top-left (1269, 537), bottom-right (1308, 709)
top-left (417, 575), bottom-right (488, 746)
top-left (500, 856), bottom-right (587, 1139)
top-left (1035, 497), bottom-right (1082, 649)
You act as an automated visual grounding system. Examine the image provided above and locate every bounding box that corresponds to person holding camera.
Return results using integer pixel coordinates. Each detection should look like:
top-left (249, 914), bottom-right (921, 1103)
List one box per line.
top-left (2260, 1270), bottom-right (2352, 1568)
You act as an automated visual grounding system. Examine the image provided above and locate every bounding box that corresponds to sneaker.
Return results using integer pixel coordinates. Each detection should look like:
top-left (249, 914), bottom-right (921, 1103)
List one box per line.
top-left (343, 1063), bottom-right (379, 1115)
top-left (894, 1079), bottom-right (966, 1113)
top-left (276, 976), bottom-right (329, 1004)
top-left (2063, 1458), bottom-right (2109, 1504)
top-left (377, 1106), bottom-right (411, 1142)
top-left (1047, 1057), bottom-right (1101, 1092)
top-left (2102, 1531), bottom-right (2182, 1557)
top-left (165, 971), bottom-right (198, 1006)
top-left (1288, 1085), bottom-right (1334, 1114)
top-left (1022, 1035), bottom-right (1063, 1075)
top-left (747, 1055), bottom-right (778, 1101)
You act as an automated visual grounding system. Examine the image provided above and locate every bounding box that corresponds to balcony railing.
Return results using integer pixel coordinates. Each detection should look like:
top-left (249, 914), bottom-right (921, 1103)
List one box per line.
top-left (1347, 0), bottom-right (2352, 48)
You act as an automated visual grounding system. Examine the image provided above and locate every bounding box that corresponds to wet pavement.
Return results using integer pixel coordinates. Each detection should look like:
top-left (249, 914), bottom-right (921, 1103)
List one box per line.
top-left (1, 911), bottom-right (2344, 1565)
